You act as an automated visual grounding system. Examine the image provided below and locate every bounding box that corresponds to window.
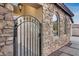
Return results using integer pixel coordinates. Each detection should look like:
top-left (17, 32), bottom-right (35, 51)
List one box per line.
top-left (64, 16), bottom-right (67, 34)
top-left (52, 12), bottom-right (60, 36)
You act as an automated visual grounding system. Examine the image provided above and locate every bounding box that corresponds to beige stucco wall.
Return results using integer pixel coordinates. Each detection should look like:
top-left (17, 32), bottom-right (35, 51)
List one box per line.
top-left (24, 5), bottom-right (43, 22)
top-left (13, 4), bottom-right (43, 23)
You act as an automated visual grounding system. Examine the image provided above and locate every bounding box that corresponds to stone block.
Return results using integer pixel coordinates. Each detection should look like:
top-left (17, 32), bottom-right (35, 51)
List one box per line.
top-left (0, 52), bottom-right (3, 56)
top-left (6, 40), bottom-right (13, 45)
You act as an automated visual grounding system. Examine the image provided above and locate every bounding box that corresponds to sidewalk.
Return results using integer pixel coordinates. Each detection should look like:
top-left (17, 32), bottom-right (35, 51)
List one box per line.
top-left (49, 36), bottom-right (79, 56)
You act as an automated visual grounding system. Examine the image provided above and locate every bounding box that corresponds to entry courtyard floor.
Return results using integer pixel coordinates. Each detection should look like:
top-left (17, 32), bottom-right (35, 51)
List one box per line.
top-left (49, 36), bottom-right (79, 56)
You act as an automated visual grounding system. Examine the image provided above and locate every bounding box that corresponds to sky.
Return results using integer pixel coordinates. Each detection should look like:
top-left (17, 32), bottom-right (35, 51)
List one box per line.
top-left (65, 3), bottom-right (79, 24)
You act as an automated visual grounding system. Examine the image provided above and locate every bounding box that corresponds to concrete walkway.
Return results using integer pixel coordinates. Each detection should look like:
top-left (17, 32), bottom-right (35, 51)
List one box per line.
top-left (70, 36), bottom-right (79, 44)
top-left (49, 36), bottom-right (79, 56)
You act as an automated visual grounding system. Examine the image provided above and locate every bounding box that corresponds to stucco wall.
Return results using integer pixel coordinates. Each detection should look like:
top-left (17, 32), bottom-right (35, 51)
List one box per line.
top-left (14, 4), bottom-right (43, 23)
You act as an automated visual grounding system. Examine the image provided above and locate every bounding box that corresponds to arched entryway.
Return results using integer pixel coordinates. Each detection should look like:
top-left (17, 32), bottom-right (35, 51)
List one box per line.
top-left (13, 15), bottom-right (41, 56)
top-left (13, 3), bottom-right (42, 56)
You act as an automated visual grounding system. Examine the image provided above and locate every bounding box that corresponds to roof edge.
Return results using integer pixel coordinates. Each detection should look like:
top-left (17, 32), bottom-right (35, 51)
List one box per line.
top-left (56, 3), bottom-right (74, 23)
top-left (56, 3), bottom-right (74, 17)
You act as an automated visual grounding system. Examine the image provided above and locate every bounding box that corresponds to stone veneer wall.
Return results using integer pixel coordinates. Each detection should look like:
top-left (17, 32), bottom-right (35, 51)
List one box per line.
top-left (0, 6), bottom-right (13, 56)
top-left (40, 3), bottom-right (71, 56)
top-left (0, 3), bottom-right (72, 56)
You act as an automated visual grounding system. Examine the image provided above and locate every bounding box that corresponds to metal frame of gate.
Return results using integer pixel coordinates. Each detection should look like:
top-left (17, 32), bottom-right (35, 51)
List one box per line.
top-left (13, 15), bottom-right (41, 56)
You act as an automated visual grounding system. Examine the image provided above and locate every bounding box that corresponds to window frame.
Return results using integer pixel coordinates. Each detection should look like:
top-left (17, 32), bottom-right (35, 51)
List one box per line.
top-left (52, 12), bottom-right (60, 37)
top-left (64, 16), bottom-right (67, 34)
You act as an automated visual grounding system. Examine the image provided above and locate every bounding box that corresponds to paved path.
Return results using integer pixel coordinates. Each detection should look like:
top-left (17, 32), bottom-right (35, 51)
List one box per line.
top-left (70, 36), bottom-right (79, 44)
top-left (49, 36), bottom-right (79, 56)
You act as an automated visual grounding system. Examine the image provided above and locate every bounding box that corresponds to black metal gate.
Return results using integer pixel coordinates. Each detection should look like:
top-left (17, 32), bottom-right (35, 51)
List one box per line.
top-left (13, 15), bottom-right (41, 56)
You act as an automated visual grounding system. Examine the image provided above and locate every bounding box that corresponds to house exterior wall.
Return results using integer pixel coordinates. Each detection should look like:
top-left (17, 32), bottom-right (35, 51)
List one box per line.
top-left (0, 3), bottom-right (72, 56)
top-left (0, 6), bottom-right (13, 56)
top-left (13, 4), bottom-right (43, 23)
top-left (40, 3), bottom-right (72, 55)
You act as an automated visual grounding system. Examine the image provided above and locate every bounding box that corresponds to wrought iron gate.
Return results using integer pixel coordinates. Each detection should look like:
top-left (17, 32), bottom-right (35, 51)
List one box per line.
top-left (13, 15), bottom-right (41, 56)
